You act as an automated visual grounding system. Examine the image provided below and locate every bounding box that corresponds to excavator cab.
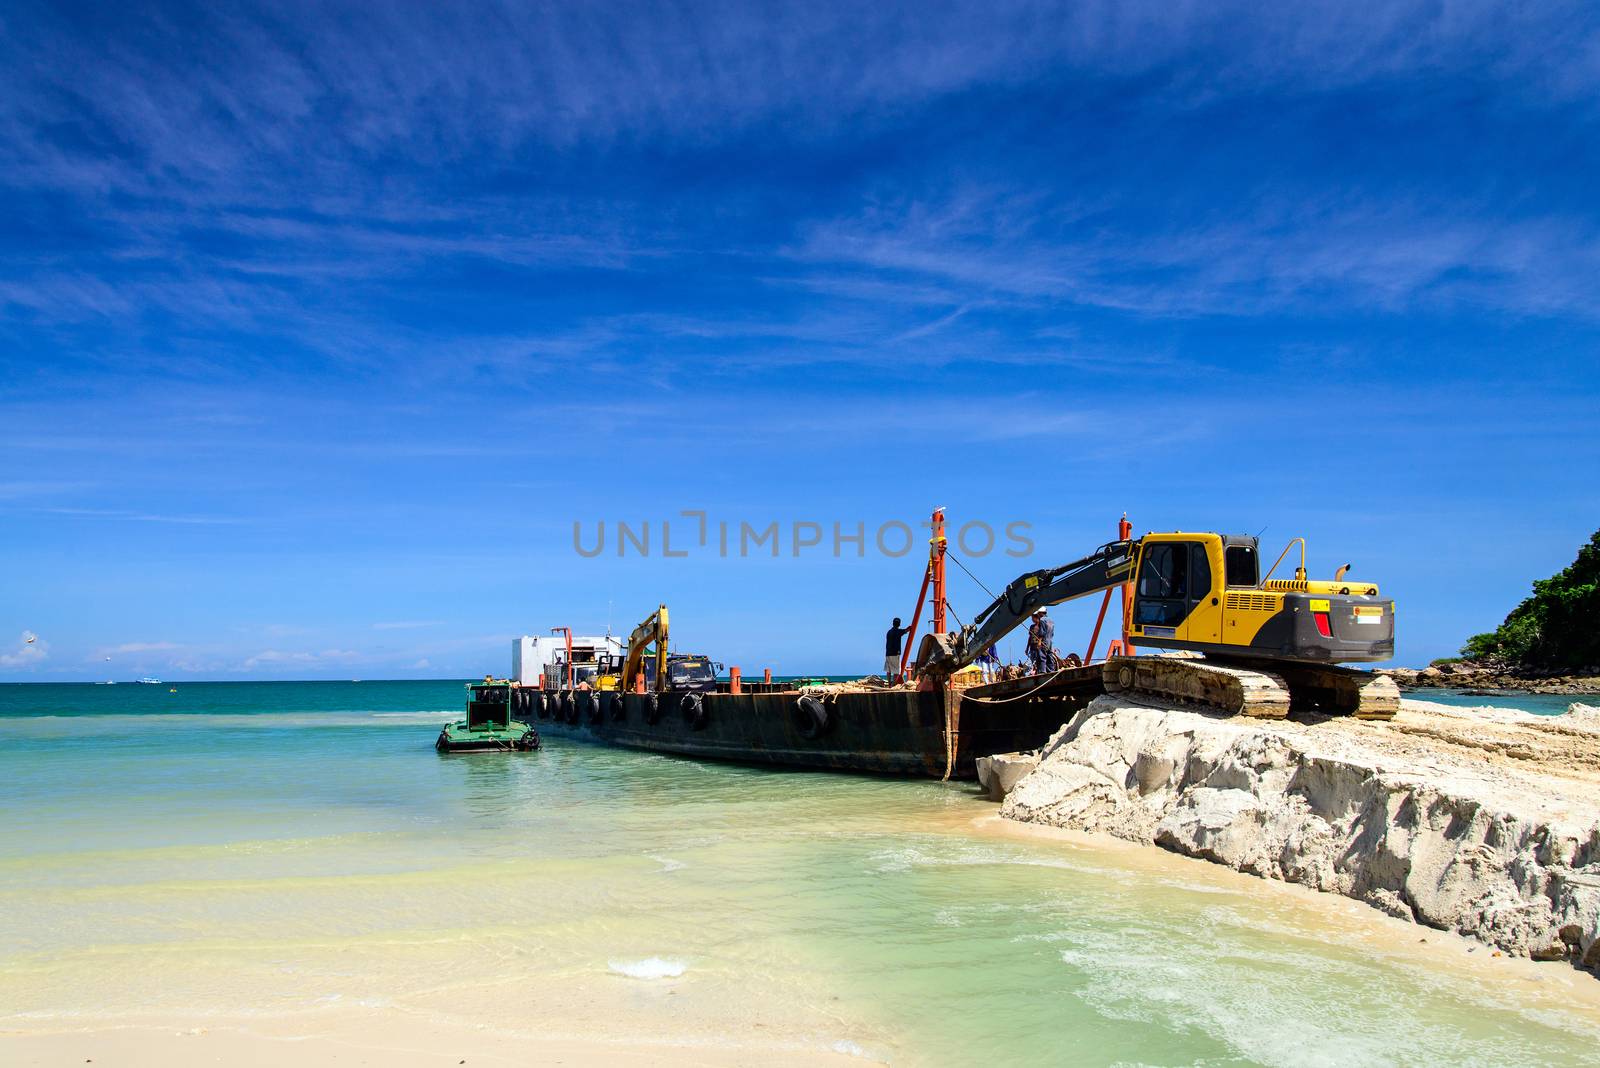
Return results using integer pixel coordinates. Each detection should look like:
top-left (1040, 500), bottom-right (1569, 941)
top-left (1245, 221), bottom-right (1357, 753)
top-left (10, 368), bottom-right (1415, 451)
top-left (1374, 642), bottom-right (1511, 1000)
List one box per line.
top-left (1130, 538), bottom-right (1218, 641)
top-left (1127, 533), bottom-right (1394, 664)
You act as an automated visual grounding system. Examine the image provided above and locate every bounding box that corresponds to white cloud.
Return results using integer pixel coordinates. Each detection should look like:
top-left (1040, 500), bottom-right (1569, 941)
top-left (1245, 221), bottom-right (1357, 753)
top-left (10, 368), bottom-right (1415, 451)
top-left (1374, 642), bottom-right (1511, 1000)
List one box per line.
top-left (242, 648), bottom-right (362, 670)
top-left (7, 2), bottom-right (1595, 201)
top-left (25, 506), bottom-right (248, 525)
top-left (98, 641), bottom-right (183, 656)
top-left (793, 190), bottom-right (1600, 320)
top-left (1, 631), bottom-right (48, 669)
top-left (0, 481), bottom-right (95, 501)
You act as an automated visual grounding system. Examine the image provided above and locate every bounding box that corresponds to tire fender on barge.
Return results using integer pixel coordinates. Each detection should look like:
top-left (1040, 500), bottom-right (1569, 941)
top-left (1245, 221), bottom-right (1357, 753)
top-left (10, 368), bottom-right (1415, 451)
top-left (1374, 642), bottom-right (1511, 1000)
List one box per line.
top-left (680, 692), bottom-right (708, 730)
top-left (794, 694), bottom-right (831, 739)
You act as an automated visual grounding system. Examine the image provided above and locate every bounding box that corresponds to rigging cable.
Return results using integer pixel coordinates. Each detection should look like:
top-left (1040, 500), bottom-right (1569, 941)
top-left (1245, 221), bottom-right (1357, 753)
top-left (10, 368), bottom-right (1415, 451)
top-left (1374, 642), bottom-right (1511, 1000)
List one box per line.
top-left (946, 549), bottom-right (998, 601)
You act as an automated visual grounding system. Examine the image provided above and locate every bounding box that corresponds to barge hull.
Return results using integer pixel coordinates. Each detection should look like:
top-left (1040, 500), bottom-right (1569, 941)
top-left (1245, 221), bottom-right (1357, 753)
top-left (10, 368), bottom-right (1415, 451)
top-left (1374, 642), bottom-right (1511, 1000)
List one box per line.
top-left (519, 667), bottom-right (1103, 779)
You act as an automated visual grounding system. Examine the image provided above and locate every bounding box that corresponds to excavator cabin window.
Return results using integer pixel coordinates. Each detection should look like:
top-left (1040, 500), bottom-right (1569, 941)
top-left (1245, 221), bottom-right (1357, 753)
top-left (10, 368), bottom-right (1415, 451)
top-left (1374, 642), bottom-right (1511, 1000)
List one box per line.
top-left (1137, 543), bottom-right (1183, 626)
top-left (1137, 542), bottom-right (1211, 628)
top-left (1225, 545), bottom-right (1259, 587)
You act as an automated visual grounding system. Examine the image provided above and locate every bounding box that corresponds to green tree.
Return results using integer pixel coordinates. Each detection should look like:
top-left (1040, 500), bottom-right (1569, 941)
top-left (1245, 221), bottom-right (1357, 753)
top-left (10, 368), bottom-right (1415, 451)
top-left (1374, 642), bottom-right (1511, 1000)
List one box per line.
top-left (1462, 530), bottom-right (1600, 671)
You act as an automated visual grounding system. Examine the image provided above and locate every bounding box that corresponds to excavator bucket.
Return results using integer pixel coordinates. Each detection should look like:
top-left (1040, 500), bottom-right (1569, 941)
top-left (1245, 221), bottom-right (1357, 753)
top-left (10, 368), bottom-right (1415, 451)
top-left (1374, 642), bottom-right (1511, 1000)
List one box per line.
top-left (912, 631), bottom-right (962, 677)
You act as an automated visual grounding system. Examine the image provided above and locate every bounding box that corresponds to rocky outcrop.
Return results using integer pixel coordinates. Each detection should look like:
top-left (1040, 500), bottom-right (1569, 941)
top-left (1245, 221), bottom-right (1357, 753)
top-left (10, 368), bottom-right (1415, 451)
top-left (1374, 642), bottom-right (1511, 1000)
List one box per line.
top-left (1388, 660), bottom-right (1600, 695)
top-left (999, 696), bottom-right (1600, 971)
top-left (974, 752), bottom-right (1038, 802)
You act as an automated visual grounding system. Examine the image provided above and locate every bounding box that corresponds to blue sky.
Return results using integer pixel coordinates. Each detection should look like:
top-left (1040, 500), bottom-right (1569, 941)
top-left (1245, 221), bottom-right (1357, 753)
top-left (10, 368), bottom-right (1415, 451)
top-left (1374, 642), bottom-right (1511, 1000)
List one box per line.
top-left (2, 0), bottom-right (1598, 680)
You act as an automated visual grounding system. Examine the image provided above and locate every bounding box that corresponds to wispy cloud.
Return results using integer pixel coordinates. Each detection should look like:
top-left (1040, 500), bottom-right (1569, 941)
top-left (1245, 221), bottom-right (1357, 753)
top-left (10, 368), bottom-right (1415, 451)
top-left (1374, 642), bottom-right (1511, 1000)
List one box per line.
top-left (22, 506), bottom-right (248, 526)
top-left (0, 481), bottom-right (95, 501)
top-left (98, 641), bottom-right (184, 656)
top-left (5, 2), bottom-right (1595, 201)
top-left (792, 189), bottom-right (1600, 320)
top-left (2, 0), bottom-right (1596, 367)
top-left (888, 304), bottom-right (978, 344)
top-left (242, 648), bottom-right (362, 670)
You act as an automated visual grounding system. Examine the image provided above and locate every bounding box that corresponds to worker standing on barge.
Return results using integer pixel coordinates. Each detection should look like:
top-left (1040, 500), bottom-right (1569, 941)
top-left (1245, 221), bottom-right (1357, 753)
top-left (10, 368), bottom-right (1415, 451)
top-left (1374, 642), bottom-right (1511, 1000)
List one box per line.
top-left (976, 645), bottom-right (1001, 683)
top-left (1026, 609), bottom-right (1056, 675)
top-left (883, 617), bottom-right (910, 681)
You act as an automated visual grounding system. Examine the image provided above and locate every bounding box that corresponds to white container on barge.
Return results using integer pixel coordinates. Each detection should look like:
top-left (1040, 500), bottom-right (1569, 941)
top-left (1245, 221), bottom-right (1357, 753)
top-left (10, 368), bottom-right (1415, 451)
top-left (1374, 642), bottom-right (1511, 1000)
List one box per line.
top-left (512, 633), bottom-right (624, 688)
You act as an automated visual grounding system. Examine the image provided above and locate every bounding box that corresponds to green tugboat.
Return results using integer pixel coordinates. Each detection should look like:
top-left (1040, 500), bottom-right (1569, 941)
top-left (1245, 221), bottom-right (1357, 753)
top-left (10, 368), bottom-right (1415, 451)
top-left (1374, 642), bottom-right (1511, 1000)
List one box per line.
top-left (435, 679), bottom-right (541, 753)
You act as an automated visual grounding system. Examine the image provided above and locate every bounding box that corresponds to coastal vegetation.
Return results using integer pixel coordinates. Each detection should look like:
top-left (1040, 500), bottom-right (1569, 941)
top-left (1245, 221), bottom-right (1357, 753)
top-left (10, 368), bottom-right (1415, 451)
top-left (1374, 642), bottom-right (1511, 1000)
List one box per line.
top-left (1463, 530), bottom-right (1600, 672)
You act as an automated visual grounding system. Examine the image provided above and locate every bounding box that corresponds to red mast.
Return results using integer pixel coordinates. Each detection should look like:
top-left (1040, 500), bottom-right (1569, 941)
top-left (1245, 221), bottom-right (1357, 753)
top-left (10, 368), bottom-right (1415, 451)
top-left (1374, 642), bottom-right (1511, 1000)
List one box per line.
top-left (898, 507), bottom-right (949, 682)
top-left (550, 626), bottom-right (573, 690)
top-left (1118, 514), bottom-right (1135, 654)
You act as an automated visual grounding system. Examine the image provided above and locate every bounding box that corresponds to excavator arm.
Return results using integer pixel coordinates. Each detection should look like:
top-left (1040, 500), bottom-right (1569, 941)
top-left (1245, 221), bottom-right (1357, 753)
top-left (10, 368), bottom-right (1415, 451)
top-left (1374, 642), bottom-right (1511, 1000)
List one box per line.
top-left (621, 604), bottom-right (669, 694)
top-left (912, 540), bottom-right (1137, 677)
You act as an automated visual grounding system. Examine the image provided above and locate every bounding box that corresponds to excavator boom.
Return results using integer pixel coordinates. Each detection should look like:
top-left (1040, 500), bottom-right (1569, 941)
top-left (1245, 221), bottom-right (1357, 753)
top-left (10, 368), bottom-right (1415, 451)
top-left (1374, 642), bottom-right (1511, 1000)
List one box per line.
top-left (913, 540), bottom-right (1136, 677)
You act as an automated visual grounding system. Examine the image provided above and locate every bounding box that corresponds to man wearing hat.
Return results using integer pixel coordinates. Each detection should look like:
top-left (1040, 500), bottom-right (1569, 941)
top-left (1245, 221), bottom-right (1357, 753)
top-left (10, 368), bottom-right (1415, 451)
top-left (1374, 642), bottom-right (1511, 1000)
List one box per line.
top-left (1025, 608), bottom-right (1057, 675)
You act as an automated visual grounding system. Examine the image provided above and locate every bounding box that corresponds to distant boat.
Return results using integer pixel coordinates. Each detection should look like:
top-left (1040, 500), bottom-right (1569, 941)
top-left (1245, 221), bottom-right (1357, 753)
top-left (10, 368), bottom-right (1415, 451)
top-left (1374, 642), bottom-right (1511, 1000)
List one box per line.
top-left (136, 677), bottom-right (162, 685)
top-left (95, 680), bottom-right (115, 685)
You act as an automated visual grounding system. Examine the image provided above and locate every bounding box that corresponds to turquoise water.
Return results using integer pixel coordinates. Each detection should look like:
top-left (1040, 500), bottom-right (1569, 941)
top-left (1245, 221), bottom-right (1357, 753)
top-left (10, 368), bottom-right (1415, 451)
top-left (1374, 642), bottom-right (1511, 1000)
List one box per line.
top-left (3, 681), bottom-right (1597, 1066)
top-left (1401, 687), bottom-right (1588, 715)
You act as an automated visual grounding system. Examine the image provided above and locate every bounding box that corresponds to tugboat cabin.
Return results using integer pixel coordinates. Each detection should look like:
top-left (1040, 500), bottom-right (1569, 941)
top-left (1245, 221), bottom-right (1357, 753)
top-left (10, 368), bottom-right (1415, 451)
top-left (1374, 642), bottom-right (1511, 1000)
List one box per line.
top-left (435, 679), bottom-right (539, 753)
top-left (466, 682), bottom-right (512, 730)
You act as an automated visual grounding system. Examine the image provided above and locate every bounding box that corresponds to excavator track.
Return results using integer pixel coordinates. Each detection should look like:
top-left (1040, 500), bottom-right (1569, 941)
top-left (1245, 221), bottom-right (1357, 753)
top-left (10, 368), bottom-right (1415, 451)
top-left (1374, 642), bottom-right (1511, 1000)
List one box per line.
top-left (1101, 656), bottom-right (1400, 721)
top-left (1102, 655), bottom-right (1291, 719)
top-left (1270, 662), bottom-right (1401, 721)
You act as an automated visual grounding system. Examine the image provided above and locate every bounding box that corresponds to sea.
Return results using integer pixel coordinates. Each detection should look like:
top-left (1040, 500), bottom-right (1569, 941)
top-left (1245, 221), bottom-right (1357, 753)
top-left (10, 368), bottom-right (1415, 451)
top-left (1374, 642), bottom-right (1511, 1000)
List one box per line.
top-left (3, 680), bottom-right (1597, 1066)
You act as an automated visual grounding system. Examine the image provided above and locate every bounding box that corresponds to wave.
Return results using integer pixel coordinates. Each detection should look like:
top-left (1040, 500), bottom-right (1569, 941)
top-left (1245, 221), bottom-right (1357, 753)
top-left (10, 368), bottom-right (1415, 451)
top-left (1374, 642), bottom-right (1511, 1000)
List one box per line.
top-left (607, 957), bottom-right (686, 980)
top-left (869, 842), bottom-right (1094, 875)
top-left (0, 709), bottom-right (460, 733)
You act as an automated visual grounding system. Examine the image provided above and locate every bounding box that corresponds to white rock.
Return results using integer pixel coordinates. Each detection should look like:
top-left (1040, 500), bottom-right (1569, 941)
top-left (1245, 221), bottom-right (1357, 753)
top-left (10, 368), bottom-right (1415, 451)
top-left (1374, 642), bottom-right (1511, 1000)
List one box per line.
top-left (998, 695), bottom-right (1600, 970)
top-left (974, 752), bottom-right (1040, 801)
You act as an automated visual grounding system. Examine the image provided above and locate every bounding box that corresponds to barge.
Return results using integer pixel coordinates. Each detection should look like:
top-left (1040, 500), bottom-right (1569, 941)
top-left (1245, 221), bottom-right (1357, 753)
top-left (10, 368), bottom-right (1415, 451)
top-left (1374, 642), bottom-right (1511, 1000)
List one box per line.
top-left (504, 668), bottom-right (1101, 779)
top-left (504, 511), bottom-right (1105, 778)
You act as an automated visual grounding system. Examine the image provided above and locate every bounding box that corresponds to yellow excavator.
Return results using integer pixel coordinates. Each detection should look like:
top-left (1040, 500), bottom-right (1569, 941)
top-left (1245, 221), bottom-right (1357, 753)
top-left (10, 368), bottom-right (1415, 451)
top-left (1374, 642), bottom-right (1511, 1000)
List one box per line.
top-left (617, 604), bottom-right (720, 722)
top-left (621, 604), bottom-right (671, 694)
top-left (913, 530), bottom-right (1400, 720)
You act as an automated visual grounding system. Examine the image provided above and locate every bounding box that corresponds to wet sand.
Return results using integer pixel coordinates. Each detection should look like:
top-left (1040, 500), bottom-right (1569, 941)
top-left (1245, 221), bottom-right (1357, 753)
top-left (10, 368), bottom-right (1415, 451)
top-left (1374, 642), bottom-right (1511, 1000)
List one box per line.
top-left (5, 1009), bottom-right (859, 1066)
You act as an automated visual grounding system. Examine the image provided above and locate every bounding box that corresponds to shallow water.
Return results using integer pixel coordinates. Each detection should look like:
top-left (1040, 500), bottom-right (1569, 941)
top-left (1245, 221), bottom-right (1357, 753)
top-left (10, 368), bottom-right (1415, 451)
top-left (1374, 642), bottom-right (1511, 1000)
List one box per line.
top-left (1403, 686), bottom-right (1588, 715)
top-left (3, 681), bottom-right (1597, 1066)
